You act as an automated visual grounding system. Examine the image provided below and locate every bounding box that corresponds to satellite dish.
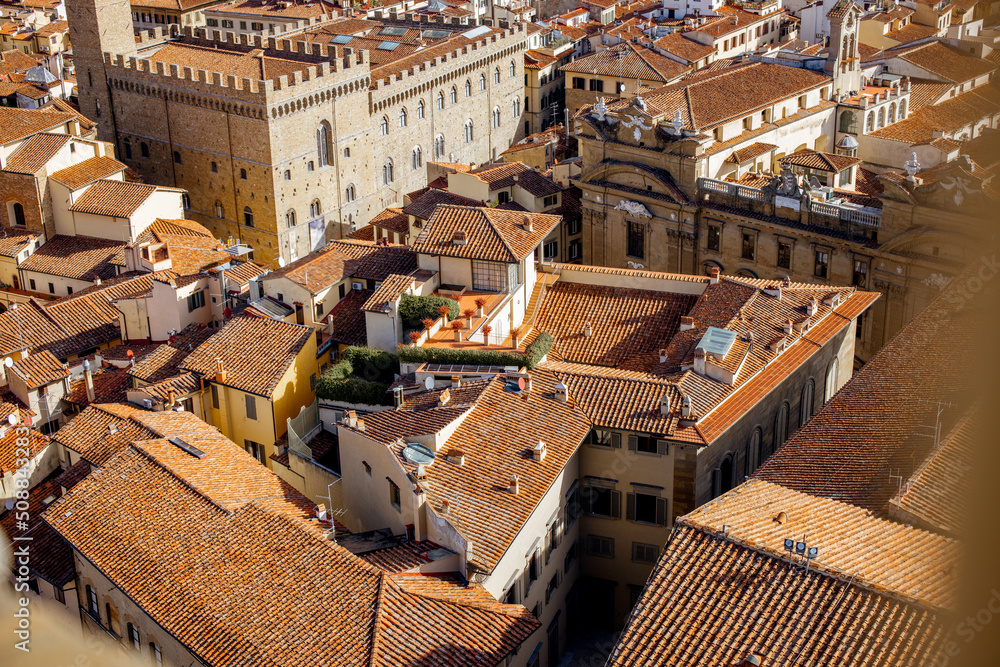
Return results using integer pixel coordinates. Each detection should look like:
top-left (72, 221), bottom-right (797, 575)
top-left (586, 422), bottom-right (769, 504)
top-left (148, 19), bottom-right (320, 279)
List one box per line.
top-left (3, 358), bottom-right (11, 368)
top-left (7, 414), bottom-right (16, 426)
top-left (278, 257), bottom-right (286, 268)
top-left (424, 375), bottom-right (435, 391)
top-left (4, 499), bottom-right (12, 511)
top-left (517, 377), bottom-right (525, 391)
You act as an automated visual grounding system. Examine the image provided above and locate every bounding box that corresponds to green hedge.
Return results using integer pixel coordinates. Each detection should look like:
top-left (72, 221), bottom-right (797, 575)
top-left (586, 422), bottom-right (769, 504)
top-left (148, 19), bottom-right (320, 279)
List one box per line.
top-left (340, 346), bottom-right (399, 383)
top-left (525, 332), bottom-right (554, 367)
top-left (395, 332), bottom-right (553, 370)
top-left (398, 294), bottom-right (460, 331)
top-left (316, 377), bottom-right (393, 406)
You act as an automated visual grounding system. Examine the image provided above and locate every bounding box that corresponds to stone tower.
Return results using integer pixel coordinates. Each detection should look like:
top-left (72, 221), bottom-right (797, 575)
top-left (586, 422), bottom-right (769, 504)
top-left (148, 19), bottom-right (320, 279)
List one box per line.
top-left (65, 0), bottom-right (137, 140)
top-left (825, 0), bottom-right (863, 96)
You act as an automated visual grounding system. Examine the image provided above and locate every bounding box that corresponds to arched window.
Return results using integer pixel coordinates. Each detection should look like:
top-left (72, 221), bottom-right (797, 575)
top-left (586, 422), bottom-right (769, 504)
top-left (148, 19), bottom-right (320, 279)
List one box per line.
top-left (849, 33), bottom-right (856, 59)
top-left (494, 67), bottom-right (501, 84)
top-left (745, 428), bottom-right (762, 477)
top-left (212, 161), bottom-right (219, 173)
top-left (10, 202), bottom-right (25, 227)
top-left (285, 209), bottom-right (296, 227)
top-left (123, 138), bottom-right (132, 159)
top-left (492, 106), bottom-right (501, 128)
top-left (283, 169), bottom-right (290, 180)
top-left (510, 60), bottom-right (516, 77)
top-left (877, 107), bottom-right (885, 128)
top-left (383, 159), bottom-right (394, 185)
top-left (866, 111), bottom-right (874, 132)
top-left (437, 92), bottom-right (444, 109)
top-left (800, 378), bottom-right (815, 427)
top-left (85, 585), bottom-right (99, 617)
top-left (127, 622), bottom-right (141, 651)
top-left (173, 151), bottom-right (181, 164)
top-left (434, 134), bottom-right (445, 158)
top-left (417, 99), bottom-right (425, 119)
top-left (899, 99), bottom-right (906, 119)
top-left (824, 358), bottom-right (840, 403)
top-left (105, 602), bottom-right (120, 635)
top-left (412, 146), bottom-right (422, 170)
top-left (841, 35), bottom-right (848, 60)
top-left (150, 643), bottom-right (162, 667)
top-left (380, 116), bottom-right (389, 136)
top-left (140, 142), bottom-right (149, 158)
top-left (465, 79), bottom-right (472, 97)
top-left (450, 86), bottom-right (458, 104)
top-left (480, 73), bottom-right (486, 90)
top-left (399, 107), bottom-right (407, 127)
top-left (240, 168), bottom-right (247, 180)
top-left (839, 111), bottom-right (857, 134)
top-left (317, 121), bottom-right (332, 166)
top-left (345, 185), bottom-right (356, 202)
top-left (243, 206), bottom-right (254, 227)
top-left (182, 193), bottom-right (190, 209)
top-left (713, 453), bottom-right (735, 498)
top-left (310, 200), bottom-right (321, 218)
top-left (464, 120), bottom-right (474, 143)
top-left (215, 201), bottom-right (224, 218)
top-left (774, 402), bottom-right (789, 450)
top-left (888, 102), bottom-right (896, 124)
top-left (512, 97), bottom-right (520, 118)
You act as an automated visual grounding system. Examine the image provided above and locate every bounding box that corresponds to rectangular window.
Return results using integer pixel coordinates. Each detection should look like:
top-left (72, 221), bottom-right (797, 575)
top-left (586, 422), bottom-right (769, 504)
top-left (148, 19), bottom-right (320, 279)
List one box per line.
top-left (388, 478), bottom-right (401, 511)
top-left (48, 282), bottom-right (55, 294)
top-left (856, 312), bottom-right (864, 339)
top-left (244, 440), bottom-right (266, 464)
top-left (471, 260), bottom-right (508, 293)
top-left (503, 582), bottom-right (518, 605)
top-left (563, 539), bottom-right (578, 572)
top-left (53, 586), bottom-right (65, 605)
top-left (632, 542), bottom-right (659, 564)
top-left (589, 78), bottom-right (604, 92)
top-left (567, 218), bottom-right (581, 236)
top-left (545, 572), bottom-right (560, 604)
top-left (211, 384), bottom-right (219, 409)
top-left (251, 22), bottom-right (263, 30)
top-left (245, 394), bottom-right (257, 420)
top-left (814, 250), bottom-right (829, 278)
top-left (338, 284), bottom-right (346, 299)
top-left (707, 224), bottom-right (720, 251)
top-left (586, 534), bottom-right (614, 558)
top-left (627, 221), bottom-right (644, 259)
top-left (543, 195), bottom-right (557, 207)
top-left (573, 77), bottom-right (585, 89)
top-left (310, 373), bottom-right (317, 392)
top-left (852, 259), bottom-right (868, 288)
top-left (583, 485), bottom-right (621, 519)
top-left (628, 434), bottom-right (667, 455)
top-left (626, 492), bottom-right (669, 525)
top-left (315, 302), bottom-right (324, 318)
top-left (590, 429), bottom-right (621, 448)
top-left (29, 279), bottom-right (35, 290)
top-left (543, 241), bottom-right (558, 260)
top-left (525, 549), bottom-right (540, 591)
top-left (741, 232), bottom-right (755, 260)
top-left (565, 485), bottom-right (580, 529)
top-left (187, 289), bottom-right (205, 312)
top-left (222, 19), bottom-right (233, 28)
top-left (777, 241), bottom-right (792, 269)
top-left (569, 239), bottom-right (582, 260)
top-left (67, 286), bottom-right (73, 295)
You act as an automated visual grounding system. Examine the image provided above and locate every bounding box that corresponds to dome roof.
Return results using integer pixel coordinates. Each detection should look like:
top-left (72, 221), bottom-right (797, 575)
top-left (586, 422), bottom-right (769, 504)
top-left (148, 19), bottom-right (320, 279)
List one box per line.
top-left (24, 66), bottom-right (57, 85)
top-left (836, 134), bottom-right (859, 149)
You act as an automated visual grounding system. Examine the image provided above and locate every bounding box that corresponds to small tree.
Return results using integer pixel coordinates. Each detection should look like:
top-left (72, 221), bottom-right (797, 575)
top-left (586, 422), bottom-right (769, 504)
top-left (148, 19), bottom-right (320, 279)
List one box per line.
top-left (422, 318), bottom-right (435, 330)
top-left (481, 324), bottom-right (493, 343)
top-left (408, 330), bottom-right (422, 344)
top-left (462, 307), bottom-right (476, 321)
top-left (437, 305), bottom-right (450, 318)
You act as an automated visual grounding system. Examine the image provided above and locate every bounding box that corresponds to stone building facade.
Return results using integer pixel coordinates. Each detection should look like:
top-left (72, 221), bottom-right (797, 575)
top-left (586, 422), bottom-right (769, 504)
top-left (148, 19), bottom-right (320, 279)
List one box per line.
top-left (68, 2), bottom-right (529, 266)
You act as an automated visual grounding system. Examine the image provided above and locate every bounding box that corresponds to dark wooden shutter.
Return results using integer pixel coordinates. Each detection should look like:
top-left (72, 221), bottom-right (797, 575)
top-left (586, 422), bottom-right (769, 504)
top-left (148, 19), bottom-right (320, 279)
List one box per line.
top-left (626, 493), bottom-right (636, 521)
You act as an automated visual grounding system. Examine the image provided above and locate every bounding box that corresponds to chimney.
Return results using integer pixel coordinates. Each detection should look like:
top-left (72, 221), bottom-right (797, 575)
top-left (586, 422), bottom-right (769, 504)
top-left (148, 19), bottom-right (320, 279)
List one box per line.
top-left (83, 360), bottom-right (95, 403)
top-left (508, 474), bottom-right (520, 494)
top-left (784, 319), bottom-right (794, 335)
top-left (345, 410), bottom-right (358, 428)
top-left (393, 386), bottom-right (404, 408)
top-left (693, 347), bottom-right (707, 375)
top-left (709, 267), bottom-right (720, 285)
top-left (532, 440), bottom-right (547, 461)
top-left (447, 450), bottom-right (466, 465)
top-left (167, 389), bottom-right (176, 409)
top-left (583, 321), bottom-right (593, 337)
top-left (416, 464), bottom-right (428, 480)
top-left (679, 316), bottom-right (694, 331)
top-left (681, 395), bottom-right (692, 418)
top-left (452, 230), bottom-right (468, 245)
top-left (451, 375), bottom-right (462, 388)
top-left (441, 498), bottom-right (450, 515)
top-left (659, 348), bottom-right (668, 363)
top-left (555, 381), bottom-right (569, 402)
top-left (356, 418), bottom-right (366, 432)
top-left (660, 393), bottom-right (671, 416)
top-left (806, 297), bottom-right (818, 317)
top-left (522, 214), bottom-right (533, 232)
top-left (214, 358), bottom-right (227, 383)
top-left (439, 388), bottom-right (451, 405)
top-left (782, 276), bottom-right (791, 288)
top-left (524, 374), bottom-right (532, 392)
top-left (327, 317), bottom-right (336, 336)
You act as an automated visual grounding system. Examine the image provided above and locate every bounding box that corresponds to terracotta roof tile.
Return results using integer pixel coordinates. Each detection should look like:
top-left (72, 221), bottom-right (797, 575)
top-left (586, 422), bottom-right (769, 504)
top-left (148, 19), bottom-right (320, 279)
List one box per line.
top-left (0, 426), bottom-right (47, 473)
top-left (9, 350), bottom-right (68, 388)
top-left (19, 234), bottom-right (125, 281)
top-left (181, 315), bottom-right (313, 397)
top-left (0, 229), bottom-right (39, 257)
top-left (725, 141), bottom-right (778, 164)
top-left (560, 42), bottom-right (688, 82)
top-left (324, 241), bottom-right (418, 282)
top-left (49, 155), bottom-right (127, 188)
top-left (413, 205), bottom-right (560, 263)
top-left (402, 188), bottom-right (483, 220)
top-left (64, 367), bottom-right (131, 406)
top-left (779, 148), bottom-right (862, 172)
top-left (2, 132), bottom-right (69, 174)
top-left (68, 179), bottom-right (157, 217)
top-left (0, 476), bottom-right (74, 587)
top-left (369, 207), bottom-right (410, 236)
top-left (53, 459), bottom-right (90, 491)
top-left (0, 106), bottom-right (75, 145)
top-left (325, 288), bottom-right (370, 347)
top-left (362, 273), bottom-right (414, 313)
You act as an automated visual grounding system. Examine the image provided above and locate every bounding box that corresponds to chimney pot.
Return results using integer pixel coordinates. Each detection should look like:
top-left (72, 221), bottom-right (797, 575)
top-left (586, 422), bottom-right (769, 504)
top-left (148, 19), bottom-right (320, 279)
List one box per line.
top-left (555, 381), bottom-right (569, 402)
top-left (693, 347), bottom-right (707, 375)
top-left (659, 348), bottom-right (668, 363)
top-left (679, 316), bottom-right (694, 331)
top-left (357, 418), bottom-right (366, 432)
top-left (508, 474), bottom-right (520, 494)
top-left (583, 321), bottom-right (593, 337)
top-left (681, 395), bottom-right (692, 418)
top-left (439, 388), bottom-right (451, 405)
top-left (709, 267), bottom-right (720, 285)
top-left (451, 375), bottom-right (462, 388)
top-left (660, 394), bottom-right (671, 416)
top-left (532, 440), bottom-right (547, 461)
top-left (806, 297), bottom-right (818, 316)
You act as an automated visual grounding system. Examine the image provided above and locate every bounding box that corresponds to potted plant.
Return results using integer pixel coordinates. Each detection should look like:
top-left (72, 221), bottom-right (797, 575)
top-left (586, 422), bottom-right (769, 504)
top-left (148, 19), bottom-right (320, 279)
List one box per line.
top-left (511, 326), bottom-right (521, 348)
top-left (462, 307), bottom-right (476, 324)
top-left (474, 297), bottom-right (487, 316)
top-left (437, 305), bottom-right (450, 325)
top-left (451, 319), bottom-right (464, 341)
top-left (422, 317), bottom-right (435, 332)
top-left (481, 324), bottom-right (492, 344)
top-left (408, 330), bottom-right (422, 345)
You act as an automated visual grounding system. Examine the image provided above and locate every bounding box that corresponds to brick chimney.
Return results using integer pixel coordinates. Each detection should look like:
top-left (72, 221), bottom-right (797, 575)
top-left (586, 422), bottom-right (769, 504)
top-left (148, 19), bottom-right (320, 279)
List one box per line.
top-left (508, 474), bottom-right (520, 494)
top-left (784, 319), bottom-right (794, 335)
top-left (439, 388), bottom-right (451, 405)
top-left (214, 358), bottom-right (227, 383)
top-left (660, 393), bottom-right (671, 416)
top-left (709, 267), bottom-right (720, 285)
top-left (522, 214), bottom-right (533, 232)
top-left (524, 374), bottom-right (532, 392)
top-left (679, 316), bottom-right (694, 331)
top-left (693, 347), bottom-right (706, 375)
top-left (167, 389), bottom-right (176, 409)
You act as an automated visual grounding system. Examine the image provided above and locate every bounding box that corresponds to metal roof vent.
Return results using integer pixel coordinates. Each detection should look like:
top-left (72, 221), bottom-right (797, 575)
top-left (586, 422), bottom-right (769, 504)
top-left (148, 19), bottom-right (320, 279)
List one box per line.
top-left (169, 436), bottom-right (206, 459)
top-left (452, 230), bottom-right (468, 245)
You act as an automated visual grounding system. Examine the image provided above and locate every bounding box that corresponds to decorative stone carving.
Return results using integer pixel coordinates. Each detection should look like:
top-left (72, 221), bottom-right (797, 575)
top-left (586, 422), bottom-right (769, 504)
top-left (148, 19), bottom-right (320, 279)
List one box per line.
top-left (614, 200), bottom-right (652, 218)
top-left (621, 113), bottom-right (653, 142)
top-left (593, 97), bottom-right (608, 121)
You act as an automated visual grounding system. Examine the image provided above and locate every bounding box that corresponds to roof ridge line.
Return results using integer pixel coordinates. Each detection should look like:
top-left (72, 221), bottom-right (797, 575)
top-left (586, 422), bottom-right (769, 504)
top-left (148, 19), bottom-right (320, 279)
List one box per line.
top-left (367, 571), bottom-right (388, 667)
top-left (480, 207), bottom-right (520, 263)
top-left (391, 575), bottom-right (535, 617)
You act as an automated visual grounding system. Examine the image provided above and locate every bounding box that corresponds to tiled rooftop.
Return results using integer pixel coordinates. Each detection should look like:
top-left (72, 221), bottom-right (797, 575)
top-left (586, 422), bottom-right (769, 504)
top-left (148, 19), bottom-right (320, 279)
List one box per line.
top-left (9, 349), bottom-right (67, 388)
top-left (560, 41), bottom-right (688, 82)
top-left (19, 234), bottom-right (125, 281)
top-left (0, 475), bottom-right (75, 587)
top-left (68, 179), bottom-right (157, 217)
top-left (2, 132), bottom-right (69, 174)
top-left (49, 155), bottom-right (127, 189)
top-left (413, 205), bottom-right (560, 263)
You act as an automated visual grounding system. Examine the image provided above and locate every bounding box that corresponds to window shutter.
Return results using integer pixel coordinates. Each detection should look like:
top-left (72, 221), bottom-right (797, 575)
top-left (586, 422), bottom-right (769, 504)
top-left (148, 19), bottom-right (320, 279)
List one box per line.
top-left (611, 432), bottom-right (622, 448)
top-left (627, 434), bottom-right (638, 451)
top-left (657, 439), bottom-right (669, 456)
top-left (611, 490), bottom-right (622, 519)
top-left (626, 493), bottom-right (636, 521)
top-left (656, 497), bottom-right (669, 526)
top-left (211, 384), bottom-right (219, 409)
top-left (245, 394), bottom-right (256, 420)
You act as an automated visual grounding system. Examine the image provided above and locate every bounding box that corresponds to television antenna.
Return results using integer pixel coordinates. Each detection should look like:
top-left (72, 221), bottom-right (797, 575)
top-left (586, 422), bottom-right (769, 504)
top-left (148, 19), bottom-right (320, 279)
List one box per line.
top-left (318, 478), bottom-right (346, 546)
